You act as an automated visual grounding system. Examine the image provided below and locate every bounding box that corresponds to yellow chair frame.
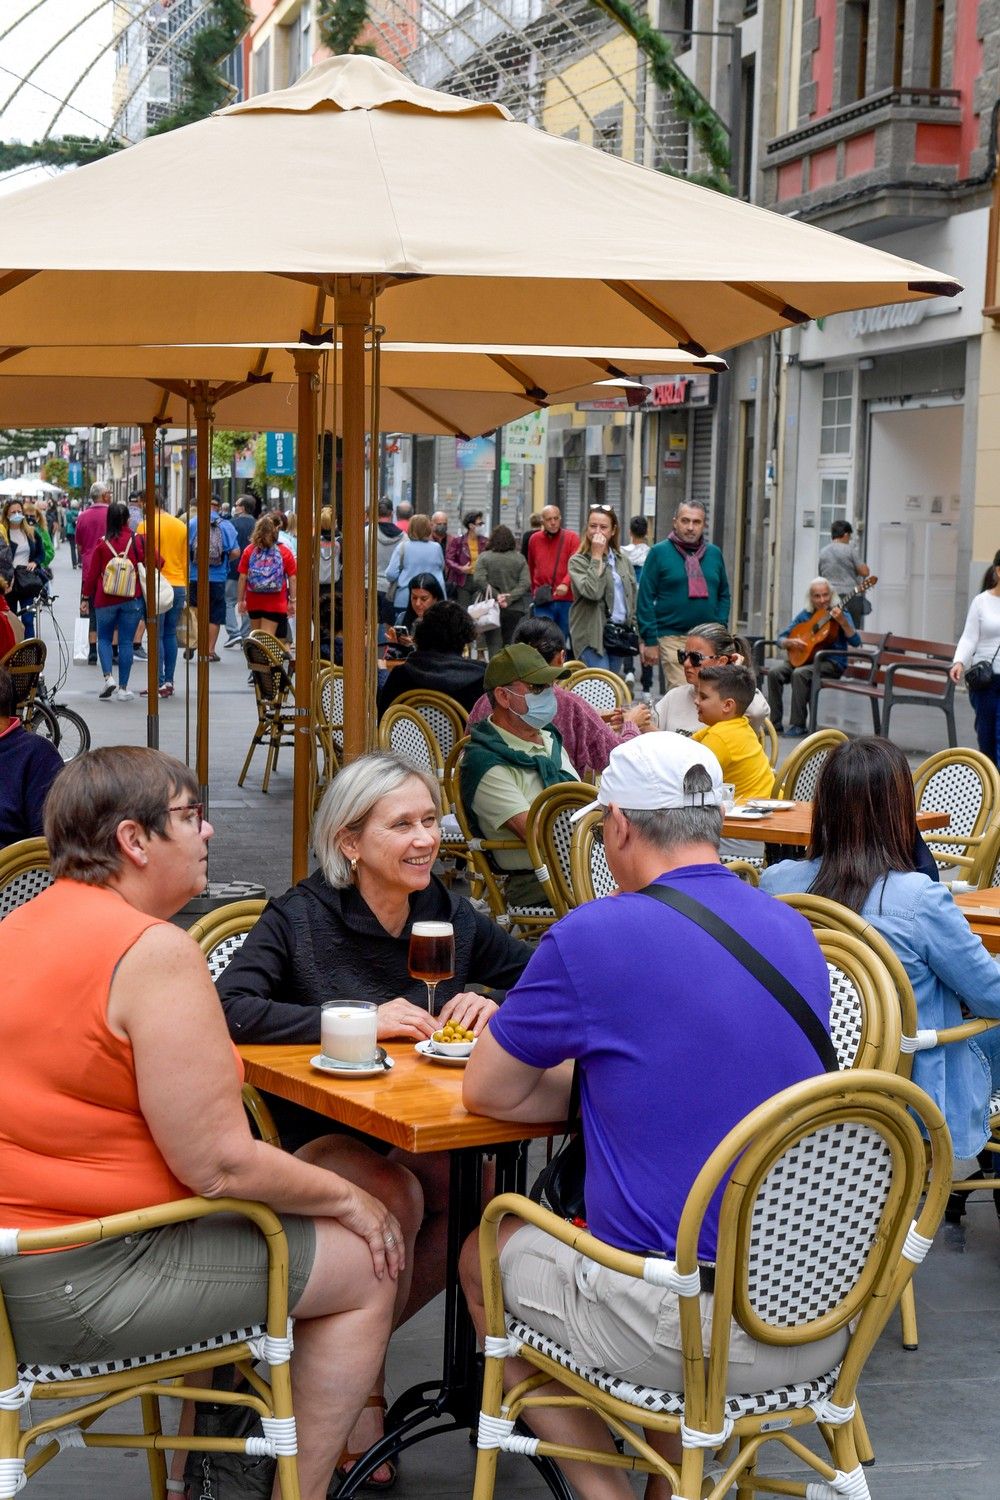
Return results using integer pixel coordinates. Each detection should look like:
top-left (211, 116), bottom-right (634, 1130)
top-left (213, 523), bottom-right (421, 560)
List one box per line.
top-left (772, 728), bottom-right (848, 802)
top-left (473, 1071), bottom-right (951, 1500)
top-left (912, 747), bottom-right (1000, 879)
top-left (524, 782), bottom-right (598, 916)
top-left (724, 859), bottom-right (760, 886)
top-left (568, 805), bottom-right (616, 906)
top-left (756, 717), bottom-right (779, 769)
top-left (562, 667), bottom-right (630, 712)
top-left (378, 703), bottom-right (445, 781)
top-left (0, 837), bottom-right (52, 920)
top-left (0, 1198), bottom-right (300, 1500)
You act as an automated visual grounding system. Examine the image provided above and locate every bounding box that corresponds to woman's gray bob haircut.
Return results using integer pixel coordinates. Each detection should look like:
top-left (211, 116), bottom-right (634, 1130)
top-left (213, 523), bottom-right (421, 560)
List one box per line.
top-left (312, 751), bottom-right (441, 887)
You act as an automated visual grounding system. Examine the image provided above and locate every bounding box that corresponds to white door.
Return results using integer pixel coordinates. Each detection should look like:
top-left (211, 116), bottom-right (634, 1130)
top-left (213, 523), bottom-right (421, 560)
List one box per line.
top-left (866, 405), bottom-right (962, 637)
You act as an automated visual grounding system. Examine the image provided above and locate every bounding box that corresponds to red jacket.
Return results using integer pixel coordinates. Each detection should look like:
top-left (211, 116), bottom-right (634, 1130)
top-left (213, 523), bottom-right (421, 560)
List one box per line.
top-left (527, 527), bottom-right (578, 599)
top-left (82, 530), bottom-right (159, 609)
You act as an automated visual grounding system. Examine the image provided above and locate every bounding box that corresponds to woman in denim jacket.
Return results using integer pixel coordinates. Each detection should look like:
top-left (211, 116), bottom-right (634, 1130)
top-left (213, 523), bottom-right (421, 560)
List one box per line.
top-left (761, 736), bottom-right (1000, 1161)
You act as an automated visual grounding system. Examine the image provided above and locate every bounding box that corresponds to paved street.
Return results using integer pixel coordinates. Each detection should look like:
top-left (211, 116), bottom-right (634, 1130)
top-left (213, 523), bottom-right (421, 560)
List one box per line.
top-left (17, 544), bottom-right (1000, 1499)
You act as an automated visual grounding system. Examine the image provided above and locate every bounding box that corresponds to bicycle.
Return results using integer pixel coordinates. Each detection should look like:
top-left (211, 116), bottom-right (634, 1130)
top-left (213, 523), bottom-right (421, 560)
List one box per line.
top-left (26, 593), bottom-right (92, 760)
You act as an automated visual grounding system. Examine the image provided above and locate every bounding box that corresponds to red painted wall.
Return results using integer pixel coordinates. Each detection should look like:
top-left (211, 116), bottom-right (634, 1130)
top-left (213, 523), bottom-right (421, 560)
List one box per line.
top-left (811, 0), bottom-right (837, 118)
top-left (914, 122), bottom-right (962, 166)
top-left (843, 131), bottom-right (876, 175)
top-left (776, 160), bottom-right (805, 199)
top-left (953, 2), bottom-right (983, 175)
top-left (809, 145), bottom-right (838, 189)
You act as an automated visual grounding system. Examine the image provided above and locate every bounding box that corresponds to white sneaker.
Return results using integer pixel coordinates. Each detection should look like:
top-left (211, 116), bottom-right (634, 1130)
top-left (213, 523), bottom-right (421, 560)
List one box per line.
top-left (115, 687), bottom-right (134, 702)
top-left (99, 675), bottom-right (116, 700)
top-left (625, 671), bottom-right (635, 686)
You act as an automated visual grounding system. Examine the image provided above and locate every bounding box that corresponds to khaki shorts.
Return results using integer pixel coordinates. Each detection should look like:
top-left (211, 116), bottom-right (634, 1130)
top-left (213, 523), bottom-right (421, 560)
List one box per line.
top-left (656, 634), bottom-right (688, 691)
top-left (0, 1212), bottom-right (315, 1366)
top-left (500, 1225), bottom-right (848, 1394)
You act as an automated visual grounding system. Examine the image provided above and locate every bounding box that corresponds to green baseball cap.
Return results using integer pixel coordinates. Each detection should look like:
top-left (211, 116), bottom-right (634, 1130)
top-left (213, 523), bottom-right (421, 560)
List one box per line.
top-left (483, 643), bottom-right (571, 692)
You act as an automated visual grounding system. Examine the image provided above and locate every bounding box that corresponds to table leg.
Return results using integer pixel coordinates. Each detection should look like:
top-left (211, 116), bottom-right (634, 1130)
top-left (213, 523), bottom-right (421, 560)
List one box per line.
top-left (334, 1141), bottom-right (569, 1500)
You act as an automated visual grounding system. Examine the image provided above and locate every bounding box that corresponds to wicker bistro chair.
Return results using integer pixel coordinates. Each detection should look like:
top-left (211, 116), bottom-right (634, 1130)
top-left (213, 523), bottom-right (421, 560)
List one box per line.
top-left (757, 717), bottom-right (779, 769)
top-left (392, 690), bottom-right (468, 766)
top-left (450, 739), bottom-right (555, 938)
top-left (378, 704), bottom-right (444, 781)
top-left (772, 728), bottom-right (848, 803)
top-left (524, 782), bottom-right (598, 916)
top-left (724, 860), bottom-right (760, 887)
top-left (314, 665), bottom-right (343, 791)
top-left (0, 838), bottom-right (52, 921)
top-left (0, 639), bottom-right (47, 729)
top-left (814, 929), bottom-right (902, 1073)
top-left (911, 747), bottom-right (1000, 881)
top-left (562, 668), bottom-right (630, 714)
top-left (239, 636), bottom-right (297, 794)
top-left (569, 805), bottom-right (617, 906)
top-left (0, 1199), bottom-right (301, 1500)
top-left (473, 1070), bottom-right (952, 1500)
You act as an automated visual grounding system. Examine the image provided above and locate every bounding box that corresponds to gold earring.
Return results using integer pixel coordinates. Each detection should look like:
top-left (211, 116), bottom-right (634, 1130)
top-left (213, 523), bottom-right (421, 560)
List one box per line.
top-left (350, 857), bottom-right (358, 878)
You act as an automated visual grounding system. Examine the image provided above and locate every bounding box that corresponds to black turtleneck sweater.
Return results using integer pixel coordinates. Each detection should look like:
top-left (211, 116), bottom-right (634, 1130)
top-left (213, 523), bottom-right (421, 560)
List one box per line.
top-left (216, 868), bottom-right (532, 1044)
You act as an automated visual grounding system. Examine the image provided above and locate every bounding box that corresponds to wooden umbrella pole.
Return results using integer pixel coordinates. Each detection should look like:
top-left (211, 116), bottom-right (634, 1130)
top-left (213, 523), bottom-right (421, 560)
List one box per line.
top-left (141, 422), bottom-right (160, 748)
top-left (292, 348), bottom-right (321, 883)
top-left (337, 281), bottom-right (372, 763)
top-left (194, 396), bottom-right (213, 817)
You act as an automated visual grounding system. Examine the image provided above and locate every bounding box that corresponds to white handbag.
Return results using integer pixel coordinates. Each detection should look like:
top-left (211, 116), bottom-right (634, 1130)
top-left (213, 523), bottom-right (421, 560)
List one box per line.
top-left (468, 585), bottom-right (501, 633)
top-left (72, 616), bottom-right (89, 663)
top-left (138, 563), bottom-right (175, 615)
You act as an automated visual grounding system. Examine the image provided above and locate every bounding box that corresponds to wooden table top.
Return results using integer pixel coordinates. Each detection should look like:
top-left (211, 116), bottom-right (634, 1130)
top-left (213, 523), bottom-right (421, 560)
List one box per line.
top-left (240, 1041), bottom-right (565, 1155)
top-left (722, 802), bottom-right (950, 847)
top-left (955, 887), bottom-right (1000, 953)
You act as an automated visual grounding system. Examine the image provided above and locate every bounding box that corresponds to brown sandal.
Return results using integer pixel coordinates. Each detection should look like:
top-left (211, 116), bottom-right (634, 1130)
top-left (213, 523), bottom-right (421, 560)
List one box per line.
top-left (334, 1396), bottom-right (398, 1492)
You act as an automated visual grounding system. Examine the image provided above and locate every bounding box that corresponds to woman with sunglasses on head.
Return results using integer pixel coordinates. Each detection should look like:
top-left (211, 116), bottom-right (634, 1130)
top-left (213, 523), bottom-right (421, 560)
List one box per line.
top-left (655, 621), bottom-right (769, 735)
top-left (567, 506), bottom-right (638, 675)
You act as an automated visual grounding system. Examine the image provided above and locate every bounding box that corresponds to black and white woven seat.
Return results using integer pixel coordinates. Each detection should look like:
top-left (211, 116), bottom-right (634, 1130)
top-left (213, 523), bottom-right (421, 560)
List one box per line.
top-left (563, 670), bottom-right (626, 716)
top-left (912, 749), bottom-right (1000, 877)
top-left (18, 1322), bottom-right (266, 1386)
top-left (0, 865), bottom-right (52, 920)
top-left (505, 1318), bottom-right (840, 1420)
top-left (773, 730), bottom-right (847, 804)
top-left (378, 705), bottom-right (443, 781)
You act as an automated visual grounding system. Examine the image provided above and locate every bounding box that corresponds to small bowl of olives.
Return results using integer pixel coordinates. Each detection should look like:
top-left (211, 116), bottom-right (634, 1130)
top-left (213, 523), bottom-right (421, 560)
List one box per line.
top-left (430, 1021), bottom-right (476, 1058)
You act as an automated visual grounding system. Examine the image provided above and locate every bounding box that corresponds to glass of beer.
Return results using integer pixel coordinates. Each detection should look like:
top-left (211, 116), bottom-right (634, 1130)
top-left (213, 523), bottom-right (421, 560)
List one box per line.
top-left (408, 920), bottom-right (455, 1013)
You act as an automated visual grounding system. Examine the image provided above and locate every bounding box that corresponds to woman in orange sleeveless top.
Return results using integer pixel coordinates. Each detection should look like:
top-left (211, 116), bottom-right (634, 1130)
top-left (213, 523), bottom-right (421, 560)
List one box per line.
top-left (0, 747), bottom-right (404, 1500)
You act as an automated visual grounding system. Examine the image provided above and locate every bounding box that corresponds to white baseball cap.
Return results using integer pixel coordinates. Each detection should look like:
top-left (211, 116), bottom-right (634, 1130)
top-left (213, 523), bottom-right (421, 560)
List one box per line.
top-left (571, 733), bottom-right (725, 819)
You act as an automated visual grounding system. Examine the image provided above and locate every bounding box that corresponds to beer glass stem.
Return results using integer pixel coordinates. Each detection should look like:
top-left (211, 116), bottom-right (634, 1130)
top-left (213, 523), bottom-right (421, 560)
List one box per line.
top-left (424, 981), bottom-right (438, 1013)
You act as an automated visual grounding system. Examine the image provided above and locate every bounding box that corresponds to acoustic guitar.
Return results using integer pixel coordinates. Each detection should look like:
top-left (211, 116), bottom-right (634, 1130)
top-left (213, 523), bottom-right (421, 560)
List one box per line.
top-left (784, 576), bottom-right (878, 668)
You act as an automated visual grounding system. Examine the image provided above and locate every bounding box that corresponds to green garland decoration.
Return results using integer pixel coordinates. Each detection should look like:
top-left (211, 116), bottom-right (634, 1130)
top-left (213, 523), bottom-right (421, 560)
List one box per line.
top-left (317, 0), bottom-right (375, 57)
top-left (0, 0), bottom-right (251, 174)
top-left (587, 0), bottom-right (731, 192)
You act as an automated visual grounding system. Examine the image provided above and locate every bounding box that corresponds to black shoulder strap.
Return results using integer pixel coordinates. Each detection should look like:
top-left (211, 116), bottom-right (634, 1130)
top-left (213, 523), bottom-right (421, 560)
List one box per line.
top-left (640, 881), bottom-right (839, 1073)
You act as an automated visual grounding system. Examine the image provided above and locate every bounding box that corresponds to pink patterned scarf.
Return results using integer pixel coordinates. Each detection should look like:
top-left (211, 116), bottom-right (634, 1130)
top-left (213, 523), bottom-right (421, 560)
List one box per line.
top-left (668, 530), bottom-right (709, 599)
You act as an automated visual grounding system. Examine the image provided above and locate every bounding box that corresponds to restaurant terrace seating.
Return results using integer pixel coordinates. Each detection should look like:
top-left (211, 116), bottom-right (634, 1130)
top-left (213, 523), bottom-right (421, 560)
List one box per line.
top-left (911, 747), bottom-right (1000, 882)
top-left (0, 838), bottom-right (52, 921)
top-left (771, 728), bottom-right (848, 802)
top-left (473, 1071), bottom-right (951, 1500)
top-left (562, 666), bottom-right (630, 714)
top-left (523, 781), bottom-right (598, 916)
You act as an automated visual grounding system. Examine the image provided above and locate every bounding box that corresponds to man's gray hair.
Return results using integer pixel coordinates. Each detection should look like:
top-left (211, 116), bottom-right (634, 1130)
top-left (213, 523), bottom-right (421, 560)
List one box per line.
top-left (620, 765), bottom-right (722, 852)
top-left (674, 499), bottom-right (707, 518)
top-left (312, 751), bottom-right (440, 887)
top-left (89, 481), bottom-right (110, 502)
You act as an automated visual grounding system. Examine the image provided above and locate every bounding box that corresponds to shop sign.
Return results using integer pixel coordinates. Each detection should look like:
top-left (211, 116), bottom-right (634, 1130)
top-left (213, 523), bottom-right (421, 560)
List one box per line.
top-left (68, 462), bottom-right (83, 488)
top-left (456, 436), bottom-right (496, 471)
top-left (266, 431), bottom-right (296, 475)
top-left (662, 453), bottom-right (683, 472)
top-left (669, 433), bottom-right (688, 450)
top-left (503, 409), bottom-right (548, 464)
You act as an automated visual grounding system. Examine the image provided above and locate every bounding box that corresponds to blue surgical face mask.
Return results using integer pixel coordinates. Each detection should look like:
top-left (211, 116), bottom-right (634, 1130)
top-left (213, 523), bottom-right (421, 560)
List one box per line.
top-left (8, 513), bottom-right (24, 526)
top-left (516, 684), bottom-right (558, 729)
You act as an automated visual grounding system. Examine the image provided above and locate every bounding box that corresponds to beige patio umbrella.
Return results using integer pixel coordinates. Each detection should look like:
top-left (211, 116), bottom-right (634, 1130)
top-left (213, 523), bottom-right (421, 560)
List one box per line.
top-left (0, 53), bottom-right (960, 869)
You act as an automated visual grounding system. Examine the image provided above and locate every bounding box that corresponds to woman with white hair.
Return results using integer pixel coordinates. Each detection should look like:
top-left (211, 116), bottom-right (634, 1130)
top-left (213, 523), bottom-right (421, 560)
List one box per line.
top-left (217, 751), bottom-right (532, 1484)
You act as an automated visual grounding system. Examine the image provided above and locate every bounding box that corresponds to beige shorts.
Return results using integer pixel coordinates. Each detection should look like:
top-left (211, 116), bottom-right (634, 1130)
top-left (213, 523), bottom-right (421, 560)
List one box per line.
top-left (0, 1212), bottom-right (315, 1366)
top-left (500, 1225), bottom-right (847, 1394)
top-left (656, 634), bottom-right (688, 691)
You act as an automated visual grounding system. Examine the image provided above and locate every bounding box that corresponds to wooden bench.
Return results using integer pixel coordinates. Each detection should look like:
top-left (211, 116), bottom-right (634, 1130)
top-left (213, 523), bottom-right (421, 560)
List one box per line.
top-left (807, 632), bottom-right (957, 746)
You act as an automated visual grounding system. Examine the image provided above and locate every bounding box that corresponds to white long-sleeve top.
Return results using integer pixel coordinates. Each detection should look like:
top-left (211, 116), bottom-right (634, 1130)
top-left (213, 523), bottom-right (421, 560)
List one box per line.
top-left (655, 681), bottom-right (770, 734)
top-left (954, 591), bottom-right (1000, 669)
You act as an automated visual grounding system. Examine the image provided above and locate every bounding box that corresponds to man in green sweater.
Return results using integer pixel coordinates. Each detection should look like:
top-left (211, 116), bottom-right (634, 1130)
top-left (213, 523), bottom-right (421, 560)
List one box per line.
top-left (637, 501), bottom-right (731, 690)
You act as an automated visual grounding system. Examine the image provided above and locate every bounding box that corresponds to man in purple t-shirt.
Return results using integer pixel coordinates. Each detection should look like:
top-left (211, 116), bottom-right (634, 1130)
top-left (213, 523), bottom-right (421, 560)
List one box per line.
top-left (73, 483), bottom-right (110, 666)
top-left (460, 733), bottom-right (842, 1464)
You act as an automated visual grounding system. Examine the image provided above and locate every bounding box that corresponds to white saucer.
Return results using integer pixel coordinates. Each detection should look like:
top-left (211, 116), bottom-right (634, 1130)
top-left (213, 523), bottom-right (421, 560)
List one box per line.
top-left (728, 805), bottom-right (771, 819)
top-left (309, 1050), bottom-right (393, 1078)
top-left (415, 1040), bottom-right (471, 1067)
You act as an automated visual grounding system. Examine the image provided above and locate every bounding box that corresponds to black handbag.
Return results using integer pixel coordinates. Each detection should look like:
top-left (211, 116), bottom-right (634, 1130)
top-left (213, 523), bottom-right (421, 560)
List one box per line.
top-left (966, 646), bottom-right (999, 691)
top-left (528, 882), bottom-right (839, 1226)
top-left (602, 619), bottom-right (640, 657)
top-left (12, 565), bottom-right (44, 601)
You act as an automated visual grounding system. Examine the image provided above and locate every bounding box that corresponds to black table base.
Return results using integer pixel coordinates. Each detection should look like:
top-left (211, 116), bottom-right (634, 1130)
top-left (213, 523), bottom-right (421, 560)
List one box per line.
top-left (332, 1141), bottom-right (573, 1500)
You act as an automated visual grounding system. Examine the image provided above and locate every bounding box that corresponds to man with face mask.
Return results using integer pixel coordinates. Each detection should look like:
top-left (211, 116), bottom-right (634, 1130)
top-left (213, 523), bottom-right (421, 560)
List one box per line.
top-left (459, 644), bottom-right (579, 910)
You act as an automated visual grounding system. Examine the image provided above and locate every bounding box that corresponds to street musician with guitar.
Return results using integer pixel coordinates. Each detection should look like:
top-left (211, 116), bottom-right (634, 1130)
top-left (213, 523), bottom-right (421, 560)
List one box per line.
top-left (766, 577), bottom-right (866, 738)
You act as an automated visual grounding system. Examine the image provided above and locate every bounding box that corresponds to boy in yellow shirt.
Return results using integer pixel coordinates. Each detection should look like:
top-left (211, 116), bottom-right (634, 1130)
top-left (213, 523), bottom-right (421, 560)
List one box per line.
top-left (693, 663), bottom-right (774, 800)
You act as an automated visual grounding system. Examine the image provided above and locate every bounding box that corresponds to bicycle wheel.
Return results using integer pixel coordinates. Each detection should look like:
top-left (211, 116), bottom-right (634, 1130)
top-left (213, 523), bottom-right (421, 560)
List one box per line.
top-left (51, 705), bottom-right (91, 761)
top-left (23, 700), bottom-right (61, 746)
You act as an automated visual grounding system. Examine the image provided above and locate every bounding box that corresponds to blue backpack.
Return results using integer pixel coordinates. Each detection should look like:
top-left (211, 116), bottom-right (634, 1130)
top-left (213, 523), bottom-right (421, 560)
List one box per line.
top-left (247, 545), bottom-right (285, 593)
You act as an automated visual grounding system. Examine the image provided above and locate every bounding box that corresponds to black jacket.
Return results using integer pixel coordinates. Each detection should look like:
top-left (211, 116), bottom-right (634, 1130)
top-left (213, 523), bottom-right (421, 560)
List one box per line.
top-left (216, 869), bottom-right (532, 1043)
top-left (376, 649), bottom-right (486, 718)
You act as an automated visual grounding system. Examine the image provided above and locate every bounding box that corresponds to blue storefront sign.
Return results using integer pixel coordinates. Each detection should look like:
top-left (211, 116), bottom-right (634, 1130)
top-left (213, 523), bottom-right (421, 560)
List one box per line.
top-left (68, 462), bottom-right (83, 488)
top-left (266, 431), bottom-right (296, 475)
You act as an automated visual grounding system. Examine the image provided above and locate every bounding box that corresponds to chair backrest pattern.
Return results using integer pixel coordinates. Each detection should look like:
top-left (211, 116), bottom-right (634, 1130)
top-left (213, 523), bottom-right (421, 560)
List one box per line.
top-left (379, 706), bottom-right (442, 778)
top-left (564, 669), bottom-right (626, 714)
top-left (826, 961), bottom-right (864, 1070)
top-left (0, 866), bottom-right (53, 919)
top-left (917, 759), bottom-right (990, 855)
top-left (745, 1120), bottom-right (894, 1326)
top-left (204, 930), bottom-right (251, 982)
